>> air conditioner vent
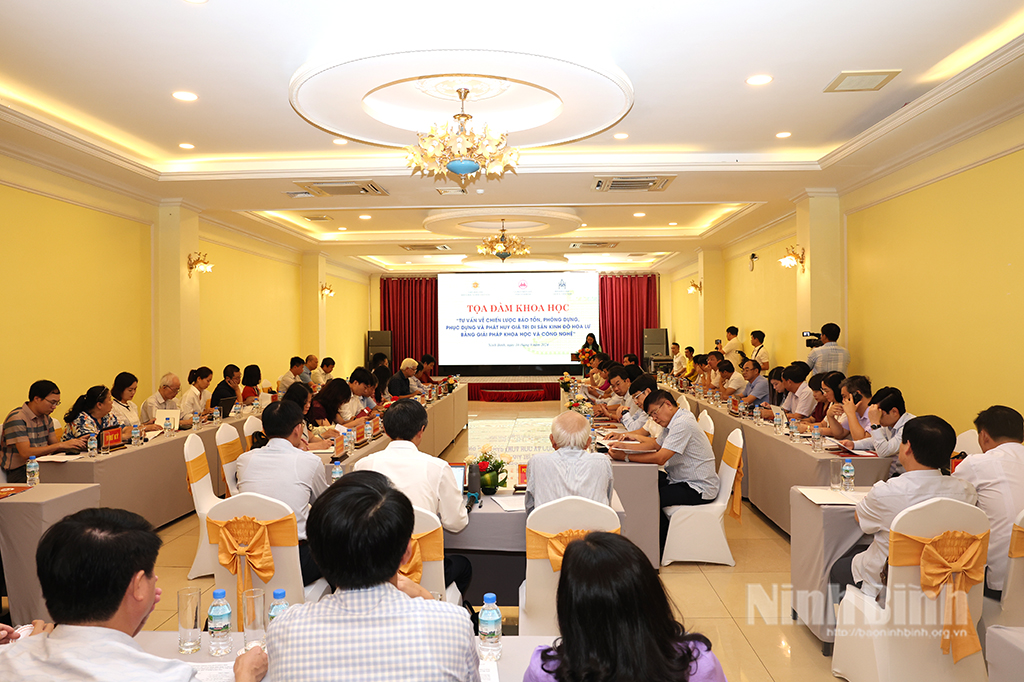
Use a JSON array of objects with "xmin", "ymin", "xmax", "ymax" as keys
[
  {"xmin": 823, "ymin": 70, "xmax": 901, "ymax": 93},
  {"xmin": 570, "ymin": 242, "xmax": 619, "ymax": 249},
  {"xmin": 294, "ymin": 180, "xmax": 389, "ymax": 197},
  {"xmin": 285, "ymin": 191, "xmax": 316, "ymax": 199},
  {"xmin": 401, "ymin": 244, "xmax": 453, "ymax": 252},
  {"xmin": 592, "ymin": 175, "xmax": 675, "ymax": 192},
  {"xmin": 303, "ymin": 215, "xmax": 332, "ymax": 222},
  {"xmin": 436, "ymin": 187, "xmax": 468, "ymax": 196}
]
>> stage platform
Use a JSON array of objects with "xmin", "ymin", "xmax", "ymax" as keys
[{"xmin": 461, "ymin": 376, "xmax": 562, "ymax": 402}]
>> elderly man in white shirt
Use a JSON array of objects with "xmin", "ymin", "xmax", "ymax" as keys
[
  {"xmin": 829, "ymin": 416, "xmax": 977, "ymax": 599},
  {"xmin": 354, "ymin": 399, "xmax": 472, "ymax": 594},
  {"xmin": 139, "ymin": 372, "xmax": 180, "ymax": 424},
  {"xmin": 841, "ymin": 386, "xmax": 914, "ymax": 476},
  {"xmin": 953, "ymin": 405, "xmax": 1024, "ymax": 599},
  {"xmin": 525, "ymin": 410, "xmax": 613, "ymax": 516},
  {"xmin": 236, "ymin": 401, "xmax": 330, "ymax": 585}
]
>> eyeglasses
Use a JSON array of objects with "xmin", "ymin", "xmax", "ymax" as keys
[{"xmin": 45, "ymin": 398, "xmax": 61, "ymax": 407}]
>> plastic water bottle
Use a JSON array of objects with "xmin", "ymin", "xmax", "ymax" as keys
[
  {"xmin": 208, "ymin": 589, "xmax": 232, "ymax": 656},
  {"xmin": 163, "ymin": 417, "xmax": 173, "ymax": 438},
  {"xmin": 268, "ymin": 589, "xmax": 289, "ymax": 622},
  {"xmin": 364, "ymin": 420, "xmax": 372, "ymax": 442},
  {"xmin": 252, "ymin": 395, "xmax": 260, "ymax": 415},
  {"xmin": 344, "ymin": 428, "xmax": 354, "ymax": 457},
  {"xmin": 131, "ymin": 424, "xmax": 141, "ymax": 447},
  {"xmin": 87, "ymin": 433, "xmax": 98, "ymax": 456},
  {"xmin": 589, "ymin": 427, "xmax": 597, "ymax": 453},
  {"xmin": 811, "ymin": 424, "xmax": 823, "ymax": 452},
  {"xmin": 842, "ymin": 459, "xmax": 855, "ymax": 491},
  {"xmin": 192, "ymin": 410, "xmax": 200, "ymax": 429},
  {"xmin": 26, "ymin": 456, "xmax": 39, "ymax": 486},
  {"xmin": 789, "ymin": 418, "xmax": 800, "ymax": 442},
  {"xmin": 773, "ymin": 412, "xmax": 783, "ymax": 435},
  {"xmin": 332, "ymin": 460, "xmax": 343, "ymax": 483},
  {"xmin": 478, "ymin": 592, "xmax": 502, "ymax": 661},
  {"xmin": 231, "ymin": 402, "xmax": 241, "ymax": 417}
]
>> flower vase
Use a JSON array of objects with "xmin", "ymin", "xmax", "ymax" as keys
[{"xmin": 480, "ymin": 470, "xmax": 499, "ymax": 495}]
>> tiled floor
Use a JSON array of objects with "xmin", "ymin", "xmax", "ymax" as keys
[{"xmin": 147, "ymin": 399, "xmax": 838, "ymax": 680}]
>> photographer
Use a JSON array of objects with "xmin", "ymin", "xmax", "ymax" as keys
[{"xmin": 805, "ymin": 323, "xmax": 850, "ymax": 375}]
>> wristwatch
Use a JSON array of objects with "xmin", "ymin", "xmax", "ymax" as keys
[
  {"xmin": 870, "ymin": 424, "xmax": 882, "ymax": 431},
  {"xmin": 624, "ymin": 453, "xmax": 630, "ymax": 463}
]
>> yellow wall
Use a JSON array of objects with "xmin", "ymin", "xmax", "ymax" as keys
[
  {"xmin": 722, "ymin": 218, "xmax": 799, "ymax": 368},
  {"xmin": 0, "ymin": 183, "xmax": 153, "ymax": 410},
  {"xmin": 669, "ymin": 272, "xmax": 701, "ymax": 350},
  {"xmin": 846, "ymin": 147, "xmax": 1024, "ymax": 432},
  {"xmin": 326, "ymin": 273, "xmax": 370, "ymax": 374}
]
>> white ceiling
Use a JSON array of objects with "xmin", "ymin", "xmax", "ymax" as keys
[{"xmin": 2, "ymin": 0, "xmax": 1024, "ymax": 274}]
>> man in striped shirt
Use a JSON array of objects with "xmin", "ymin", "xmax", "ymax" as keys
[{"xmin": 2, "ymin": 380, "xmax": 86, "ymax": 482}]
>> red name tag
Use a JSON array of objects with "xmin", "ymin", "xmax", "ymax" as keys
[
  {"xmin": 518, "ymin": 463, "xmax": 528, "ymax": 486},
  {"xmin": 102, "ymin": 428, "xmax": 122, "ymax": 449}
]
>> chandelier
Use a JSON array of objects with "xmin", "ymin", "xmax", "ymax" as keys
[
  {"xmin": 478, "ymin": 220, "xmax": 530, "ymax": 262},
  {"xmin": 404, "ymin": 87, "xmax": 519, "ymax": 180}
]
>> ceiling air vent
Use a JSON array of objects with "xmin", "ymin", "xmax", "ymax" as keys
[
  {"xmin": 436, "ymin": 187, "xmax": 468, "ymax": 196},
  {"xmin": 284, "ymin": 191, "xmax": 316, "ymax": 199},
  {"xmin": 294, "ymin": 180, "xmax": 389, "ymax": 197},
  {"xmin": 303, "ymin": 215, "xmax": 332, "ymax": 222},
  {"xmin": 570, "ymin": 242, "xmax": 619, "ymax": 249},
  {"xmin": 823, "ymin": 70, "xmax": 901, "ymax": 93},
  {"xmin": 401, "ymin": 244, "xmax": 453, "ymax": 252},
  {"xmin": 592, "ymin": 175, "xmax": 675, "ymax": 192}
]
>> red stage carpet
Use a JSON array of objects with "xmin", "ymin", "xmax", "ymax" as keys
[{"xmin": 468, "ymin": 382, "xmax": 561, "ymax": 402}]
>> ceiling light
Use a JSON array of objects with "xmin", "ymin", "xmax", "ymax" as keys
[
  {"xmin": 478, "ymin": 219, "xmax": 530, "ymax": 263},
  {"xmin": 746, "ymin": 75, "xmax": 773, "ymax": 86},
  {"xmin": 626, "ymin": 258, "xmax": 633, "ymax": 262},
  {"xmin": 404, "ymin": 87, "xmax": 519, "ymax": 180},
  {"xmin": 476, "ymin": 189, "xmax": 485, "ymax": 194},
  {"xmin": 613, "ymin": 133, "xmax": 629, "ymax": 140},
  {"xmin": 405, "ymin": 261, "xmax": 412, "ymax": 265},
  {"xmin": 178, "ymin": 143, "xmax": 195, "ymax": 149},
  {"xmin": 424, "ymin": 255, "xmax": 432, "ymax": 258},
  {"xmin": 333, "ymin": 138, "xmax": 348, "ymax": 145},
  {"xmin": 776, "ymin": 132, "xmax": 792, "ymax": 139},
  {"xmin": 581, "ymin": 223, "xmax": 587, "ymax": 227},
  {"xmin": 633, "ymin": 212, "xmax": 645, "ymax": 218},
  {"xmin": 337, "ymin": 227, "xmax": 347, "ymax": 231},
  {"xmin": 602, "ymin": 253, "xmax": 610, "ymax": 257},
  {"xmin": 359, "ymin": 215, "xmax": 371, "ymax": 220},
  {"xmin": 172, "ymin": 91, "xmax": 198, "ymax": 101},
  {"xmin": 668, "ymin": 222, "xmax": 678, "ymax": 226}
]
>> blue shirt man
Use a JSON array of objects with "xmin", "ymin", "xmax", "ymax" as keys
[{"xmin": 738, "ymin": 359, "xmax": 769, "ymax": 407}]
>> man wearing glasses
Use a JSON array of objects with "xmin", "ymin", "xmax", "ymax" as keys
[
  {"xmin": 139, "ymin": 373, "xmax": 181, "ymax": 425},
  {"xmin": 1, "ymin": 380, "xmax": 86, "ymax": 483}
]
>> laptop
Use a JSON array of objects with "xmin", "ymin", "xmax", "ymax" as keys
[
  {"xmin": 449, "ymin": 463, "xmax": 466, "ymax": 491},
  {"xmin": 769, "ymin": 404, "xmax": 787, "ymax": 421},
  {"xmin": 216, "ymin": 396, "xmax": 237, "ymax": 419},
  {"xmin": 99, "ymin": 425, "xmax": 127, "ymax": 451},
  {"xmin": 154, "ymin": 409, "xmax": 180, "ymax": 430}
]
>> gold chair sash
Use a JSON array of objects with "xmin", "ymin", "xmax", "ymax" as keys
[
  {"xmin": 398, "ymin": 526, "xmax": 445, "ymax": 584},
  {"xmin": 206, "ymin": 513, "xmax": 298, "ymax": 631},
  {"xmin": 889, "ymin": 529, "xmax": 990, "ymax": 663},
  {"xmin": 1009, "ymin": 524, "xmax": 1024, "ymax": 558},
  {"xmin": 217, "ymin": 439, "xmax": 245, "ymax": 496},
  {"xmin": 721, "ymin": 440, "xmax": 743, "ymax": 522},
  {"xmin": 525, "ymin": 526, "xmax": 620, "ymax": 572},
  {"xmin": 705, "ymin": 431, "xmax": 714, "ymax": 446},
  {"xmin": 185, "ymin": 455, "xmax": 209, "ymax": 495},
  {"xmin": 245, "ymin": 434, "xmax": 253, "ymax": 450}
]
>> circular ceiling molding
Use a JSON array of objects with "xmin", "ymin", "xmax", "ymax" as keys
[
  {"xmin": 423, "ymin": 207, "xmax": 581, "ymax": 238},
  {"xmin": 289, "ymin": 50, "xmax": 633, "ymax": 149},
  {"xmin": 460, "ymin": 254, "xmax": 569, "ymax": 270}
]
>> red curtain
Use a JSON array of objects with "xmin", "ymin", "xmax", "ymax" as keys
[
  {"xmin": 380, "ymin": 277, "xmax": 438, "ymax": 368},
  {"xmin": 598, "ymin": 274, "xmax": 660, "ymax": 359}
]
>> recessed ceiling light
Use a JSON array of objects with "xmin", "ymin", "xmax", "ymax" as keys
[
  {"xmin": 178, "ymin": 143, "xmax": 194, "ymax": 149},
  {"xmin": 359, "ymin": 215, "xmax": 371, "ymax": 220},
  {"xmin": 633, "ymin": 212, "xmax": 645, "ymax": 218},
  {"xmin": 424, "ymin": 255, "xmax": 432, "ymax": 258},
  {"xmin": 776, "ymin": 131, "xmax": 792, "ymax": 138},
  {"xmin": 332, "ymin": 138, "xmax": 348, "ymax": 145},
  {"xmin": 602, "ymin": 253, "xmax": 611, "ymax": 257},
  {"xmin": 405, "ymin": 261, "xmax": 411, "ymax": 265},
  {"xmin": 580, "ymin": 223, "xmax": 587, "ymax": 227},
  {"xmin": 172, "ymin": 91, "xmax": 198, "ymax": 101},
  {"xmin": 613, "ymin": 133, "xmax": 629, "ymax": 140},
  {"xmin": 337, "ymin": 227, "xmax": 347, "ymax": 231},
  {"xmin": 668, "ymin": 222, "xmax": 678, "ymax": 226},
  {"xmin": 746, "ymin": 75, "xmax": 773, "ymax": 85},
  {"xmin": 626, "ymin": 258, "xmax": 633, "ymax": 262},
  {"xmin": 476, "ymin": 189, "xmax": 485, "ymax": 194}
]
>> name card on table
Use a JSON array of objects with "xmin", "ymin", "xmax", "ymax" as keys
[{"xmin": 101, "ymin": 427, "xmax": 123, "ymax": 449}]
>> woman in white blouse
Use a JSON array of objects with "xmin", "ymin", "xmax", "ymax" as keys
[
  {"xmin": 111, "ymin": 372, "xmax": 162, "ymax": 432},
  {"xmin": 180, "ymin": 366, "xmax": 214, "ymax": 423}
]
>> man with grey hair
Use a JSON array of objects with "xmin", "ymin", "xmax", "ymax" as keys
[
  {"xmin": 139, "ymin": 372, "xmax": 180, "ymax": 424},
  {"xmin": 387, "ymin": 358, "xmax": 421, "ymax": 400},
  {"xmin": 524, "ymin": 411, "xmax": 614, "ymax": 515}
]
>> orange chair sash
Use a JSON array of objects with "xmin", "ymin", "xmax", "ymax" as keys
[
  {"xmin": 398, "ymin": 526, "xmax": 444, "ymax": 584},
  {"xmin": 185, "ymin": 455, "xmax": 210, "ymax": 495},
  {"xmin": 218, "ymin": 438, "xmax": 245, "ymax": 465},
  {"xmin": 1009, "ymin": 524, "xmax": 1024, "ymax": 558},
  {"xmin": 721, "ymin": 440, "xmax": 743, "ymax": 522},
  {"xmin": 704, "ymin": 431, "xmax": 714, "ymax": 446},
  {"xmin": 206, "ymin": 513, "xmax": 298, "ymax": 631},
  {"xmin": 245, "ymin": 434, "xmax": 253, "ymax": 450},
  {"xmin": 889, "ymin": 529, "xmax": 989, "ymax": 663},
  {"xmin": 526, "ymin": 526, "xmax": 620, "ymax": 572}
]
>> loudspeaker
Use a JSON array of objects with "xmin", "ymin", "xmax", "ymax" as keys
[
  {"xmin": 367, "ymin": 330, "xmax": 392, "ymax": 367},
  {"xmin": 643, "ymin": 328, "xmax": 668, "ymax": 357}
]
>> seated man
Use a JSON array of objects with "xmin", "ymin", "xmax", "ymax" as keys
[
  {"xmin": 841, "ymin": 386, "xmax": 915, "ymax": 476},
  {"xmin": 2, "ymin": 380, "xmax": 86, "ymax": 483},
  {"xmin": 210, "ymin": 364, "xmax": 242, "ymax": 407},
  {"xmin": 0, "ymin": 508, "xmax": 266, "ymax": 681},
  {"xmin": 525, "ymin": 410, "xmax": 614, "ymax": 516},
  {"xmin": 605, "ymin": 374, "xmax": 659, "ymax": 435},
  {"xmin": 820, "ymin": 375, "xmax": 872, "ymax": 440},
  {"xmin": 353, "ymin": 399, "xmax": 471, "ymax": 594},
  {"xmin": 717, "ymin": 360, "xmax": 747, "ymax": 397},
  {"xmin": 953, "ymin": 405, "xmax": 1024, "ymax": 600},
  {"xmin": 738, "ymin": 359, "xmax": 769, "ymax": 408},
  {"xmin": 621, "ymin": 353, "xmax": 644, "ymax": 380},
  {"xmin": 418, "ymin": 354, "xmax": 439, "ymax": 385},
  {"xmin": 778, "ymin": 364, "xmax": 815, "ymax": 420},
  {"xmin": 387, "ymin": 358, "xmax": 421, "ymax": 400},
  {"xmin": 705, "ymin": 351, "xmax": 724, "ymax": 390},
  {"xmin": 300, "ymin": 354, "xmax": 318, "ymax": 385},
  {"xmin": 608, "ymin": 390, "xmax": 719, "ymax": 549},
  {"xmin": 139, "ymin": 373, "xmax": 181, "ymax": 424},
  {"xmin": 408, "ymin": 363, "xmax": 426, "ymax": 395},
  {"xmin": 236, "ymin": 401, "xmax": 329, "ymax": 585},
  {"xmin": 266, "ymin": 471, "xmax": 479, "ymax": 682},
  {"xmin": 311, "ymin": 357, "xmax": 335, "ymax": 386},
  {"xmin": 829, "ymin": 416, "xmax": 977, "ymax": 598},
  {"xmin": 340, "ymin": 367, "xmax": 378, "ymax": 421},
  {"xmin": 593, "ymin": 366, "xmax": 632, "ymax": 419},
  {"xmin": 279, "ymin": 356, "xmax": 305, "ymax": 394}
]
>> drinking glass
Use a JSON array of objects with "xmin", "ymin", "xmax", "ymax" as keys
[
  {"xmin": 177, "ymin": 587, "xmax": 202, "ymax": 654},
  {"xmin": 829, "ymin": 458, "xmax": 843, "ymax": 491},
  {"xmin": 242, "ymin": 588, "xmax": 266, "ymax": 651}
]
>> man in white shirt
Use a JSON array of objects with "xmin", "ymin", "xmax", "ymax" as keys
[
  {"xmin": 718, "ymin": 360, "xmax": 747, "ymax": 397},
  {"xmin": 279, "ymin": 356, "xmax": 305, "ymax": 393},
  {"xmin": 593, "ymin": 366, "xmax": 632, "ymax": 420},
  {"xmin": 139, "ymin": 372, "xmax": 180, "ymax": 424},
  {"xmin": 718, "ymin": 326, "xmax": 743, "ymax": 368},
  {"xmin": 749, "ymin": 330, "xmax": 770, "ymax": 372},
  {"xmin": 706, "ymin": 351, "xmax": 724, "ymax": 390},
  {"xmin": 612, "ymin": 375, "xmax": 659, "ymax": 434},
  {"xmin": 236, "ymin": 401, "xmax": 330, "ymax": 585},
  {"xmin": 525, "ymin": 410, "xmax": 613, "ymax": 516},
  {"xmin": 0, "ymin": 507, "xmax": 266, "ymax": 681},
  {"xmin": 806, "ymin": 322, "xmax": 851, "ymax": 375},
  {"xmin": 830, "ymin": 416, "xmax": 977, "ymax": 598},
  {"xmin": 780, "ymin": 365, "xmax": 815, "ymax": 419},
  {"xmin": 339, "ymin": 367, "xmax": 378, "ymax": 422},
  {"xmin": 670, "ymin": 342, "xmax": 686, "ymax": 377},
  {"xmin": 354, "ymin": 399, "xmax": 471, "ymax": 593},
  {"xmin": 841, "ymin": 386, "xmax": 914, "ymax": 476},
  {"xmin": 608, "ymin": 390, "xmax": 719, "ymax": 549},
  {"xmin": 311, "ymin": 357, "xmax": 334, "ymax": 386},
  {"xmin": 953, "ymin": 405, "xmax": 1024, "ymax": 600},
  {"xmin": 830, "ymin": 375, "xmax": 873, "ymax": 441}
]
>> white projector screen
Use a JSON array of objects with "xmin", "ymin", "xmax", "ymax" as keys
[{"xmin": 437, "ymin": 272, "xmax": 600, "ymax": 367}]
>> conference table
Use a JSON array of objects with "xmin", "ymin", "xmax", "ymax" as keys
[{"xmin": 0, "ymin": 483, "xmax": 101, "ymax": 624}]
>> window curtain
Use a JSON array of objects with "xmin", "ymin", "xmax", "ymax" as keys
[
  {"xmin": 380, "ymin": 276, "xmax": 438, "ymax": 369},
  {"xmin": 598, "ymin": 274, "xmax": 659, "ymax": 359}
]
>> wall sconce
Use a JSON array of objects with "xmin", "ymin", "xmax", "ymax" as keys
[
  {"xmin": 687, "ymin": 279, "xmax": 703, "ymax": 295},
  {"xmin": 779, "ymin": 245, "xmax": 805, "ymax": 272},
  {"xmin": 320, "ymin": 282, "xmax": 335, "ymax": 298},
  {"xmin": 187, "ymin": 252, "xmax": 213, "ymax": 278},
  {"xmin": 749, "ymin": 252, "xmax": 759, "ymax": 271}
]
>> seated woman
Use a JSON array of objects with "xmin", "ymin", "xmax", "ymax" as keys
[
  {"xmin": 758, "ymin": 366, "xmax": 789, "ymax": 420},
  {"xmin": 180, "ymin": 366, "xmax": 214, "ymax": 424},
  {"xmin": 586, "ymin": 360, "xmax": 615, "ymax": 401},
  {"xmin": 408, "ymin": 362, "xmax": 426, "ymax": 396},
  {"xmin": 110, "ymin": 372, "xmax": 161, "ymax": 432},
  {"xmin": 525, "ymin": 532, "xmax": 725, "ymax": 682},
  {"xmin": 280, "ymin": 382, "xmax": 339, "ymax": 450},
  {"xmin": 309, "ymin": 379, "xmax": 366, "ymax": 432},
  {"xmin": 801, "ymin": 371, "xmax": 845, "ymax": 431},
  {"xmin": 240, "ymin": 364, "xmax": 262, "ymax": 404},
  {"xmin": 372, "ymin": 363, "xmax": 392, "ymax": 404},
  {"xmin": 62, "ymin": 385, "xmax": 130, "ymax": 444}
]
